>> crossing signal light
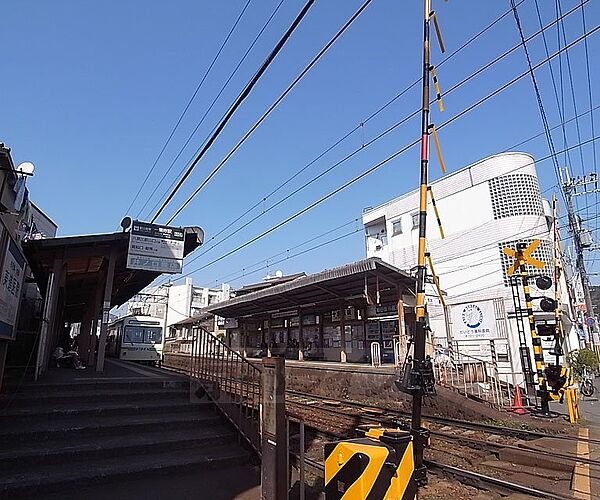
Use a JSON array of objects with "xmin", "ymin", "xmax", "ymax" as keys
[
  {"xmin": 535, "ymin": 275, "xmax": 553, "ymax": 290},
  {"xmin": 540, "ymin": 298, "xmax": 557, "ymax": 312},
  {"xmin": 536, "ymin": 324, "xmax": 557, "ymax": 336}
]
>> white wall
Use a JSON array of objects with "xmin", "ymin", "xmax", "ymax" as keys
[{"xmin": 363, "ymin": 152, "xmax": 576, "ymax": 383}]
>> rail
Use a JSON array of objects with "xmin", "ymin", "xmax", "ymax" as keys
[{"xmin": 188, "ymin": 326, "xmax": 263, "ymax": 453}]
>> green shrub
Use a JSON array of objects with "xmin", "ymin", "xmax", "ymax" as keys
[{"xmin": 567, "ymin": 348, "xmax": 599, "ymax": 380}]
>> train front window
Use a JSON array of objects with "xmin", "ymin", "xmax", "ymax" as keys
[
  {"xmin": 144, "ymin": 327, "xmax": 162, "ymax": 344},
  {"xmin": 124, "ymin": 326, "xmax": 144, "ymax": 343}
]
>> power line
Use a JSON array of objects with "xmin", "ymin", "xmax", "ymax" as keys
[
  {"xmin": 532, "ymin": 0, "xmax": 575, "ymax": 178},
  {"xmin": 160, "ymin": 217, "xmax": 361, "ymax": 287},
  {"xmin": 154, "ymin": 14, "xmax": 599, "ymax": 291},
  {"xmin": 179, "ymin": 130, "xmax": 600, "ymax": 282},
  {"xmin": 150, "ymin": 0, "xmax": 317, "ymax": 223},
  {"xmin": 164, "ymin": 0, "xmax": 565, "ymax": 226},
  {"xmin": 123, "ymin": 0, "xmax": 254, "ymax": 217},
  {"xmin": 510, "ymin": 0, "xmax": 562, "ymax": 185},
  {"xmin": 194, "ymin": 0, "xmax": 525, "ymax": 243},
  {"xmin": 136, "ymin": 0, "xmax": 287, "ymax": 219},
  {"xmin": 182, "ymin": 4, "xmax": 585, "ymax": 265},
  {"xmin": 213, "ymin": 226, "xmax": 363, "ymax": 286},
  {"xmin": 163, "ymin": 0, "xmax": 376, "ymax": 224},
  {"xmin": 175, "ymin": 31, "xmax": 600, "ymax": 282}
]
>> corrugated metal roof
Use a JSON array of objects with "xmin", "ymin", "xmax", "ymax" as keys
[{"xmin": 204, "ymin": 257, "xmax": 413, "ymax": 318}]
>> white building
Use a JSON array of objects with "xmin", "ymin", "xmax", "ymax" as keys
[
  {"xmin": 362, "ymin": 152, "xmax": 581, "ymax": 387},
  {"xmin": 122, "ymin": 279, "xmax": 231, "ymax": 328}
]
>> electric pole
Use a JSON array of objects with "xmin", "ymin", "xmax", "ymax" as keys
[{"xmin": 561, "ymin": 168, "xmax": 599, "ymax": 344}]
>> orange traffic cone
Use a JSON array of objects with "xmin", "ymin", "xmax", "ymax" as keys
[{"xmin": 512, "ymin": 386, "xmax": 527, "ymax": 415}]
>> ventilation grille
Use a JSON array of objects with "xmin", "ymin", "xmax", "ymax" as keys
[
  {"xmin": 498, "ymin": 239, "xmax": 553, "ymax": 286},
  {"xmin": 489, "ymin": 174, "xmax": 544, "ymax": 219}
]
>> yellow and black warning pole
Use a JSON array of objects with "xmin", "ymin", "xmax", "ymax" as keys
[
  {"xmin": 410, "ymin": 0, "xmax": 434, "ymax": 484},
  {"xmin": 515, "ymin": 243, "xmax": 553, "ymax": 416}
]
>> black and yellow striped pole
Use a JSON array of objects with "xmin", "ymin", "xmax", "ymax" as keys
[
  {"xmin": 504, "ymin": 241, "xmax": 553, "ymax": 417},
  {"xmin": 410, "ymin": 0, "xmax": 434, "ymax": 484}
]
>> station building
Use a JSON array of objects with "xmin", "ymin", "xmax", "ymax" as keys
[
  {"xmin": 362, "ymin": 152, "xmax": 582, "ymax": 387},
  {"xmin": 200, "ymin": 258, "xmax": 416, "ymax": 364}
]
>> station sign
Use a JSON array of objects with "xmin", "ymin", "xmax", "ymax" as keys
[{"xmin": 127, "ymin": 221, "xmax": 185, "ymax": 274}]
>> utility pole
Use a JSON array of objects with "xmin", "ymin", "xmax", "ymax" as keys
[{"xmin": 561, "ymin": 168, "xmax": 599, "ymax": 344}]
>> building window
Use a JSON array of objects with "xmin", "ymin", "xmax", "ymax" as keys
[
  {"xmin": 489, "ymin": 174, "xmax": 544, "ymax": 219},
  {"xmin": 411, "ymin": 213, "xmax": 419, "ymax": 229},
  {"xmin": 392, "ymin": 219, "xmax": 402, "ymax": 235}
]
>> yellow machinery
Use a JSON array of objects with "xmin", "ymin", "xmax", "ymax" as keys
[{"xmin": 324, "ymin": 426, "xmax": 417, "ymax": 500}]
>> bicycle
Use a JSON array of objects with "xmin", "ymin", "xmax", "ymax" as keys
[{"xmin": 580, "ymin": 368, "xmax": 596, "ymax": 398}]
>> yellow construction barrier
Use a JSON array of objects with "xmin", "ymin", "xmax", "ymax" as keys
[{"xmin": 324, "ymin": 427, "xmax": 416, "ymax": 500}]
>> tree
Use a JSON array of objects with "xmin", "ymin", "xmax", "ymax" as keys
[{"xmin": 567, "ymin": 348, "xmax": 599, "ymax": 380}]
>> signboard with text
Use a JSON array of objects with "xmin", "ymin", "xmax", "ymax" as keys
[
  {"xmin": 0, "ymin": 240, "xmax": 25, "ymax": 340},
  {"xmin": 450, "ymin": 300, "xmax": 497, "ymax": 341},
  {"xmin": 127, "ymin": 221, "xmax": 185, "ymax": 274}
]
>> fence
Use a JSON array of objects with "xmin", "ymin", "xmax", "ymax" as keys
[
  {"xmin": 188, "ymin": 326, "xmax": 263, "ymax": 453},
  {"xmin": 432, "ymin": 343, "xmax": 514, "ymax": 408}
]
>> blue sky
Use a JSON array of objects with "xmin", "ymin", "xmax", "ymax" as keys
[{"xmin": 1, "ymin": 0, "xmax": 599, "ymax": 287}]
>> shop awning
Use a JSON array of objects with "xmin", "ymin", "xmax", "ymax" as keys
[{"xmin": 205, "ymin": 257, "xmax": 415, "ymax": 319}]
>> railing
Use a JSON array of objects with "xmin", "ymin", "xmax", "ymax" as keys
[
  {"xmin": 188, "ymin": 326, "xmax": 263, "ymax": 453},
  {"xmin": 431, "ymin": 344, "xmax": 513, "ymax": 408}
]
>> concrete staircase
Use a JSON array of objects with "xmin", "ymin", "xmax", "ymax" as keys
[{"xmin": 0, "ymin": 373, "xmax": 254, "ymax": 499}]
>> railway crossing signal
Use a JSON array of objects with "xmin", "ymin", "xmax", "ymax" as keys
[
  {"xmin": 502, "ymin": 240, "xmax": 544, "ymax": 276},
  {"xmin": 503, "ymin": 241, "xmax": 558, "ymax": 418}
]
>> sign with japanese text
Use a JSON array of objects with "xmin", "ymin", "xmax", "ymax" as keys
[
  {"xmin": 450, "ymin": 300, "xmax": 497, "ymax": 341},
  {"xmin": 0, "ymin": 239, "xmax": 25, "ymax": 340},
  {"xmin": 127, "ymin": 221, "xmax": 185, "ymax": 274}
]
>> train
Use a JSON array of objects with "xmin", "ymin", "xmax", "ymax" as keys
[{"xmin": 107, "ymin": 315, "xmax": 165, "ymax": 364}]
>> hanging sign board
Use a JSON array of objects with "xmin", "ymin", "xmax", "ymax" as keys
[
  {"xmin": 450, "ymin": 300, "xmax": 497, "ymax": 341},
  {"xmin": 0, "ymin": 239, "xmax": 26, "ymax": 340},
  {"xmin": 127, "ymin": 221, "xmax": 185, "ymax": 274}
]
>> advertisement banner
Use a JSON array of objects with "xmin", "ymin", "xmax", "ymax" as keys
[
  {"xmin": 127, "ymin": 221, "xmax": 185, "ymax": 274},
  {"xmin": 0, "ymin": 239, "xmax": 25, "ymax": 340},
  {"xmin": 450, "ymin": 300, "xmax": 497, "ymax": 341}
]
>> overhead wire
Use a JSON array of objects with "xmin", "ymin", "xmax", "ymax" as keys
[
  {"xmin": 184, "ymin": 1, "xmax": 528, "ymax": 257},
  {"xmin": 182, "ymin": 3, "xmax": 585, "ymax": 266},
  {"xmin": 509, "ymin": 0, "xmax": 562, "ymax": 190},
  {"xmin": 580, "ymin": 0, "xmax": 599, "ymax": 266},
  {"xmin": 532, "ymin": 0, "xmax": 575, "ymax": 180},
  {"xmin": 172, "ymin": 26, "xmax": 600, "ymax": 283},
  {"xmin": 136, "ymin": 0, "xmax": 287, "ymax": 219},
  {"xmin": 124, "ymin": 0, "xmax": 254, "ymax": 217},
  {"xmin": 162, "ymin": 0, "xmax": 376, "ymax": 224},
  {"xmin": 150, "ymin": 0, "xmax": 318, "ymax": 223}
]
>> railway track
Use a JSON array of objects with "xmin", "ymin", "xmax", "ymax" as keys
[
  {"xmin": 286, "ymin": 390, "xmax": 600, "ymax": 468},
  {"xmin": 162, "ymin": 366, "xmax": 591, "ymax": 497},
  {"xmin": 289, "ymin": 426, "xmax": 576, "ymax": 500}
]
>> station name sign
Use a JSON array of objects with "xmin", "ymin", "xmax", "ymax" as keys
[{"xmin": 127, "ymin": 221, "xmax": 185, "ymax": 274}]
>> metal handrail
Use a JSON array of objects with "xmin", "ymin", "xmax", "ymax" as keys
[
  {"xmin": 429, "ymin": 341, "xmax": 512, "ymax": 407},
  {"xmin": 188, "ymin": 326, "xmax": 263, "ymax": 454}
]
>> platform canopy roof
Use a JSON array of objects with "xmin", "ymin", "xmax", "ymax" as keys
[
  {"xmin": 23, "ymin": 228, "xmax": 203, "ymax": 323},
  {"xmin": 205, "ymin": 257, "xmax": 415, "ymax": 319}
]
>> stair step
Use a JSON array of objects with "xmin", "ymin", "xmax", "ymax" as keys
[
  {"xmin": 0, "ymin": 400, "xmax": 205, "ymax": 423},
  {"xmin": 1, "ymin": 387, "xmax": 190, "ymax": 407},
  {"xmin": 14, "ymin": 378, "xmax": 189, "ymax": 393},
  {"xmin": 1, "ymin": 444, "xmax": 250, "ymax": 498},
  {"xmin": 0, "ymin": 425, "xmax": 236, "ymax": 469},
  {"xmin": 0, "ymin": 410, "xmax": 220, "ymax": 443}
]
